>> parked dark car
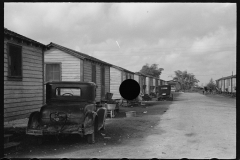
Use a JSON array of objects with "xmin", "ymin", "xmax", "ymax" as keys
[
  {"xmin": 142, "ymin": 94, "xmax": 152, "ymax": 101},
  {"xmin": 157, "ymin": 85, "xmax": 173, "ymax": 101},
  {"xmin": 26, "ymin": 81, "xmax": 107, "ymax": 144}
]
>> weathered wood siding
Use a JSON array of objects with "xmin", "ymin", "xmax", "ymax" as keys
[
  {"xmin": 134, "ymin": 74, "xmax": 139, "ymax": 83},
  {"xmin": 105, "ymin": 66, "xmax": 110, "ymax": 94},
  {"xmin": 122, "ymin": 71, "xmax": 126, "ymax": 81},
  {"xmin": 232, "ymin": 78, "xmax": 236, "ymax": 92},
  {"xmin": 44, "ymin": 48, "xmax": 83, "ymax": 103},
  {"xmin": 83, "ymin": 60, "xmax": 92, "ymax": 82},
  {"xmin": 138, "ymin": 75, "xmax": 142, "ymax": 93},
  {"xmin": 96, "ymin": 64, "xmax": 101, "ymax": 102},
  {"xmin": 153, "ymin": 78, "xmax": 156, "ymax": 92},
  {"xmin": 45, "ymin": 48, "xmax": 82, "ymax": 81},
  {"xmin": 146, "ymin": 77, "xmax": 149, "ymax": 94},
  {"xmin": 129, "ymin": 73, "xmax": 134, "ymax": 79},
  {"xmin": 110, "ymin": 67, "xmax": 122, "ymax": 99},
  {"xmin": 4, "ymin": 40, "xmax": 43, "ymax": 122}
]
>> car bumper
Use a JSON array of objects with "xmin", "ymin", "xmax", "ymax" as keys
[{"xmin": 26, "ymin": 125, "xmax": 86, "ymax": 136}]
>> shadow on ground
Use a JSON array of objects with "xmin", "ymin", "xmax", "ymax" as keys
[{"xmin": 4, "ymin": 92, "xmax": 182, "ymax": 158}]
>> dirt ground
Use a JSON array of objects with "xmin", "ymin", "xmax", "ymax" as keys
[{"xmin": 4, "ymin": 92, "xmax": 236, "ymax": 159}]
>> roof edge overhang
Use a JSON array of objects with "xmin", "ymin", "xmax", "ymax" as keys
[
  {"xmin": 4, "ymin": 28, "xmax": 47, "ymax": 49},
  {"xmin": 47, "ymin": 42, "xmax": 112, "ymax": 66},
  {"xmin": 216, "ymin": 75, "xmax": 236, "ymax": 81}
]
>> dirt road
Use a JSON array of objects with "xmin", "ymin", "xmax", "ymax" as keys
[{"xmin": 4, "ymin": 92, "xmax": 236, "ymax": 159}]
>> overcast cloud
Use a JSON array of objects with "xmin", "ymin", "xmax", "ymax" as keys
[{"xmin": 4, "ymin": 3, "xmax": 236, "ymax": 85}]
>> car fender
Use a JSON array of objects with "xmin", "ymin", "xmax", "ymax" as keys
[
  {"xmin": 27, "ymin": 111, "xmax": 40, "ymax": 129},
  {"xmin": 83, "ymin": 111, "xmax": 97, "ymax": 135}
]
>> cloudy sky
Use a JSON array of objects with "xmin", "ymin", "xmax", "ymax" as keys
[{"xmin": 4, "ymin": 3, "xmax": 236, "ymax": 85}]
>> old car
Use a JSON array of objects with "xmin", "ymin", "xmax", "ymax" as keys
[
  {"xmin": 157, "ymin": 85, "xmax": 173, "ymax": 101},
  {"xmin": 26, "ymin": 81, "xmax": 107, "ymax": 144}
]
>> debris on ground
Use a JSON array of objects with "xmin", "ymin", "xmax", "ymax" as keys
[
  {"xmin": 143, "ymin": 111, "xmax": 147, "ymax": 113},
  {"xmin": 104, "ymin": 137, "xmax": 111, "ymax": 139},
  {"xmin": 101, "ymin": 133, "xmax": 106, "ymax": 136}
]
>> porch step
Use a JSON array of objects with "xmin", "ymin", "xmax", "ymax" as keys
[{"xmin": 4, "ymin": 142, "xmax": 20, "ymax": 149}]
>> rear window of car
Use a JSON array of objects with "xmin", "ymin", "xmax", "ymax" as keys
[
  {"xmin": 161, "ymin": 87, "xmax": 168, "ymax": 89},
  {"xmin": 55, "ymin": 88, "xmax": 81, "ymax": 97}
]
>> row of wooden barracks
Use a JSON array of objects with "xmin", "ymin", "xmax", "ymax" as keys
[
  {"xmin": 215, "ymin": 75, "xmax": 236, "ymax": 93},
  {"xmin": 4, "ymin": 28, "xmax": 168, "ymax": 122}
]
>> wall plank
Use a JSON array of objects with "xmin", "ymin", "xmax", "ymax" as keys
[
  {"xmin": 45, "ymin": 48, "xmax": 81, "ymax": 82},
  {"xmin": 4, "ymin": 100, "xmax": 42, "ymax": 109},
  {"xmin": 84, "ymin": 60, "xmax": 92, "ymax": 82},
  {"xmin": 105, "ymin": 66, "xmax": 110, "ymax": 93},
  {"xmin": 4, "ymin": 85, "xmax": 43, "ymax": 90},
  {"xmin": 4, "ymin": 113, "xmax": 31, "ymax": 122},
  {"xmin": 4, "ymin": 89, "xmax": 42, "ymax": 95},
  {"xmin": 4, "ymin": 92, "xmax": 42, "ymax": 99},
  {"xmin": 5, "ymin": 104, "xmax": 42, "ymax": 113},
  {"xmin": 4, "ymin": 97, "xmax": 43, "ymax": 104},
  {"xmin": 110, "ymin": 67, "xmax": 122, "ymax": 99},
  {"xmin": 4, "ymin": 107, "xmax": 41, "ymax": 118},
  {"xmin": 96, "ymin": 64, "xmax": 101, "ymax": 102}
]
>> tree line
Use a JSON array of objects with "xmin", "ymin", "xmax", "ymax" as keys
[{"xmin": 139, "ymin": 63, "xmax": 217, "ymax": 92}]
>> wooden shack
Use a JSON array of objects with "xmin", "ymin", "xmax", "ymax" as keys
[
  {"xmin": 216, "ymin": 75, "xmax": 236, "ymax": 93},
  {"xmin": 4, "ymin": 28, "xmax": 46, "ymax": 122},
  {"xmin": 44, "ymin": 42, "xmax": 111, "ymax": 102},
  {"xmin": 136, "ymin": 72, "xmax": 147, "ymax": 94},
  {"xmin": 109, "ymin": 65, "xmax": 122, "ymax": 99},
  {"xmin": 110, "ymin": 65, "xmax": 134, "ymax": 99}
]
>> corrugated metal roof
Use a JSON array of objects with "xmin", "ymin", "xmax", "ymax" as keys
[
  {"xmin": 4, "ymin": 28, "xmax": 46, "ymax": 48},
  {"xmin": 47, "ymin": 42, "xmax": 112, "ymax": 66},
  {"xmin": 216, "ymin": 75, "xmax": 236, "ymax": 81}
]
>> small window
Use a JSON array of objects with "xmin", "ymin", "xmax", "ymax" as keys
[
  {"xmin": 161, "ymin": 87, "xmax": 168, "ymax": 89},
  {"xmin": 45, "ymin": 63, "xmax": 61, "ymax": 82},
  {"xmin": 7, "ymin": 43, "xmax": 22, "ymax": 80},
  {"xmin": 56, "ymin": 88, "xmax": 81, "ymax": 96}
]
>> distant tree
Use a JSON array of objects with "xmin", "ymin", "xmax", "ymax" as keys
[
  {"xmin": 173, "ymin": 70, "xmax": 199, "ymax": 91},
  {"xmin": 206, "ymin": 78, "xmax": 216, "ymax": 90},
  {"xmin": 139, "ymin": 63, "xmax": 164, "ymax": 78}
]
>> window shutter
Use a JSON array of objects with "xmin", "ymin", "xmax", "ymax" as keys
[{"xmin": 8, "ymin": 44, "xmax": 22, "ymax": 78}]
